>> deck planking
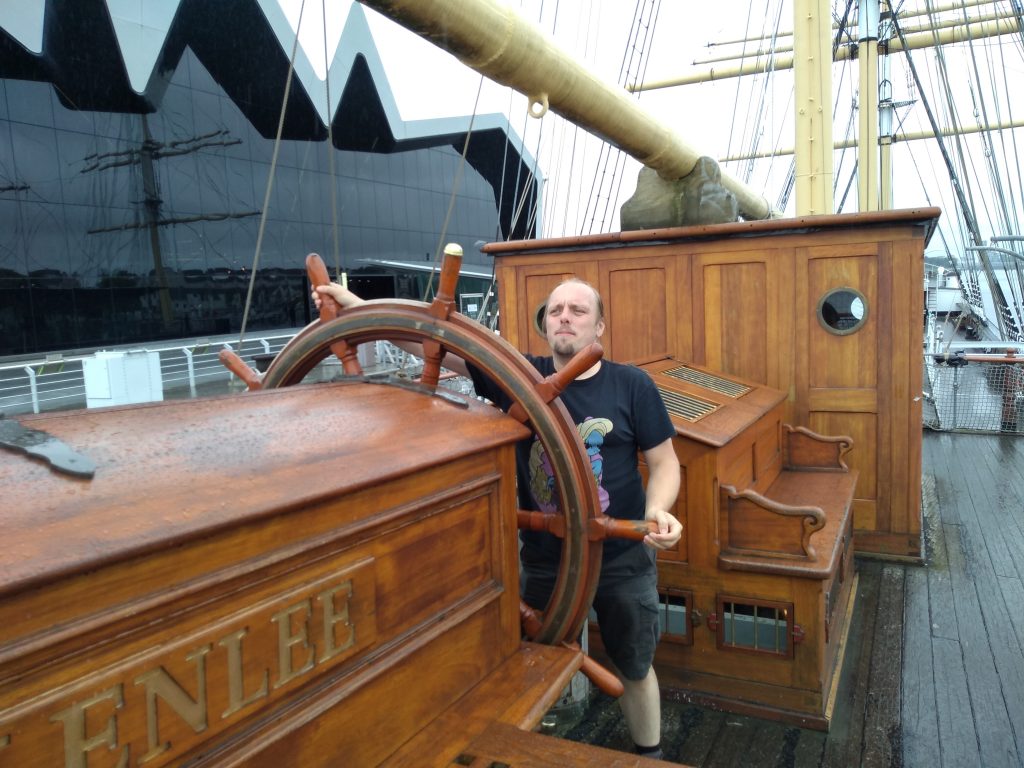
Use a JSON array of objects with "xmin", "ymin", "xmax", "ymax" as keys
[{"xmin": 553, "ymin": 430, "xmax": 1024, "ymax": 766}]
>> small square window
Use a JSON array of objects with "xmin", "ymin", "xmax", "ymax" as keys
[
  {"xmin": 658, "ymin": 588, "xmax": 693, "ymax": 645},
  {"xmin": 716, "ymin": 596, "xmax": 793, "ymax": 657}
]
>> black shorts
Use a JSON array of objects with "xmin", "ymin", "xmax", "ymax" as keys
[{"xmin": 521, "ymin": 543, "xmax": 660, "ymax": 681}]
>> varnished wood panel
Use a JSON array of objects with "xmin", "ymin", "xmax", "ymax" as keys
[
  {"xmin": 0, "ymin": 384, "xmax": 533, "ymax": 767},
  {"xmin": 809, "ymin": 412, "xmax": 878, "ymax": 533},
  {"xmin": 699, "ymin": 259, "xmax": 769, "ymax": 384},
  {"xmin": 600, "ymin": 258, "xmax": 676, "ymax": 363},
  {"xmin": 807, "ymin": 251, "xmax": 878, "ymax": 390}
]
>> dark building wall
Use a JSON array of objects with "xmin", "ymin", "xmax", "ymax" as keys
[{"xmin": 0, "ymin": 44, "xmax": 509, "ymax": 356}]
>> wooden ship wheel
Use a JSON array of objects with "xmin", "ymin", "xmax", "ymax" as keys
[{"xmin": 220, "ymin": 244, "xmax": 655, "ymax": 655}]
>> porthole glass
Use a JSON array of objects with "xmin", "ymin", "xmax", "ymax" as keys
[
  {"xmin": 533, "ymin": 301, "xmax": 547, "ymax": 337},
  {"xmin": 817, "ymin": 287, "xmax": 868, "ymax": 335}
]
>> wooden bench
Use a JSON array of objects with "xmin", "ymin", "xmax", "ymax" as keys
[{"xmin": 719, "ymin": 425, "xmax": 858, "ymax": 578}]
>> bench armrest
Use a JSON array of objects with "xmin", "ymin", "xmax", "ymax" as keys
[
  {"xmin": 719, "ymin": 483, "xmax": 826, "ymax": 560},
  {"xmin": 783, "ymin": 425, "xmax": 853, "ymax": 471}
]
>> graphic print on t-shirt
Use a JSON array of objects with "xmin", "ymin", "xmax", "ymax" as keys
[{"xmin": 528, "ymin": 416, "xmax": 612, "ymax": 512}]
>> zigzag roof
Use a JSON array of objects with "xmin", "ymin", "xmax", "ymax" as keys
[{"xmin": 0, "ymin": 0, "xmax": 540, "ymax": 240}]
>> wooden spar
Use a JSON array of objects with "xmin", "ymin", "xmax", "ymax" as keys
[
  {"xmin": 719, "ymin": 117, "xmax": 1024, "ymax": 162},
  {"xmin": 356, "ymin": 0, "xmax": 774, "ymax": 221},
  {"xmin": 688, "ymin": 0, "xmax": 998, "ymax": 52},
  {"xmin": 692, "ymin": 7, "xmax": 1014, "ymax": 64},
  {"xmin": 633, "ymin": 16, "xmax": 1023, "ymax": 89}
]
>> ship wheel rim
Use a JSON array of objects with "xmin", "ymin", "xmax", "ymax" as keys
[{"xmin": 261, "ymin": 302, "xmax": 603, "ymax": 646}]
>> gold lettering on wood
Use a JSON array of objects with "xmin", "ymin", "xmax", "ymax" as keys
[
  {"xmin": 3, "ymin": 558, "xmax": 376, "ymax": 766},
  {"xmin": 49, "ymin": 685, "xmax": 129, "ymax": 768},
  {"xmin": 318, "ymin": 580, "xmax": 355, "ymax": 664},
  {"xmin": 271, "ymin": 599, "xmax": 316, "ymax": 688},
  {"xmin": 218, "ymin": 627, "xmax": 270, "ymax": 719},
  {"xmin": 134, "ymin": 644, "xmax": 211, "ymax": 764}
]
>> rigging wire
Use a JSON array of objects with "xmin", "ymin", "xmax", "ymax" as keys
[
  {"xmin": 891, "ymin": 9, "xmax": 983, "ymax": 241},
  {"xmin": 992, "ymin": 27, "xmax": 1024, "ymax": 240},
  {"xmin": 596, "ymin": 0, "xmax": 662, "ymax": 232},
  {"xmin": 958, "ymin": 4, "xmax": 1011, "ymax": 239},
  {"xmin": 321, "ymin": 0, "xmax": 342, "ymax": 283},
  {"xmin": 724, "ymin": 2, "xmax": 762, "ymax": 173},
  {"xmin": 237, "ymin": 0, "xmax": 307, "ymax": 349},
  {"xmin": 422, "ymin": 76, "xmax": 486, "ymax": 301},
  {"xmin": 580, "ymin": 0, "xmax": 659, "ymax": 234},
  {"xmin": 745, "ymin": 2, "xmax": 786, "ymax": 186}
]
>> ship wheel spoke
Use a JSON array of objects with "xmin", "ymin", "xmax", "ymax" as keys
[
  {"xmin": 506, "ymin": 343, "xmax": 602, "ymax": 424},
  {"xmin": 251, "ymin": 244, "xmax": 604, "ymax": 647},
  {"xmin": 304, "ymin": 253, "xmax": 362, "ymax": 376},
  {"xmin": 218, "ymin": 349, "xmax": 263, "ymax": 391}
]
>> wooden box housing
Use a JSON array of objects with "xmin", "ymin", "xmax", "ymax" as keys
[
  {"xmin": 633, "ymin": 359, "xmax": 858, "ymax": 728},
  {"xmin": 0, "ymin": 383, "xmax": 646, "ymax": 766}
]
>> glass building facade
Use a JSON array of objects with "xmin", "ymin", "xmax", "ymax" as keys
[{"xmin": 0, "ymin": 3, "xmax": 538, "ymax": 357}]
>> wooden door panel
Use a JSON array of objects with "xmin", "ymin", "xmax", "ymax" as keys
[
  {"xmin": 601, "ymin": 260, "xmax": 676, "ymax": 362},
  {"xmin": 808, "ymin": 256, "xmax": 878, "ymax": 389},
  {"xmin": 808, "ymin": 388, "xmax": 877, "ymax": 412},
  {"xmin": 808, "ymin": 411, "xmax": 877, "ymax": 502},
  {"xmin": 800, "ymin": 242, "xmax": 883, "ymax": 538},
  {"xmin": 699, "ymin": 261, "xmax": 768, "ymax": 384}
]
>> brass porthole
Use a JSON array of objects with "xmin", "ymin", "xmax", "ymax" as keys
[{"xmin": 816, "ymin": 287, "xmax": 868, "ymax": 335}]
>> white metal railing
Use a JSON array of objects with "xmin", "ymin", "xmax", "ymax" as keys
[
  {"xmin": 0, "ymin": 333, "xmax": 295, "ymax": 415},
  {"xmin": 0, "ymin": 334, "xmax": 445, "ymax": 416}
]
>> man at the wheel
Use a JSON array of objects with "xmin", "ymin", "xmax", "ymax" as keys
[{"xmin": 313, "ymin": 277, "xmax": 681, "ymax": 761}]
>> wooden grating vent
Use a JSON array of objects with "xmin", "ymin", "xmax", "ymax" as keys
[
  {"xmin": 661, "ymin": 365, "xmax": 751, "ymax": 397},
  {"xmin": 656, "ymin": 386, "xmax": 718, "ymax": 422}
]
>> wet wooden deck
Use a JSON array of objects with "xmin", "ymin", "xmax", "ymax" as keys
[{"xmin": 555, "ymin": 430, "xmax": 1024, "ymax": 766}]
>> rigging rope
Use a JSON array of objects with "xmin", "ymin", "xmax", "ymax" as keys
[
  {"xmin": 237, "ymin": 0, "xmax": 307, "ymax": 350},
  {"xmin": 422, "ymin": 77, "xmax": 485, "ymax": 301},
  {"xmin": 321, "ymin": 0, "xmax": 342, "ymax": 283},
  {"xmin": 581, "ymin": 0, "xmax": 660, "ymax": 234}
]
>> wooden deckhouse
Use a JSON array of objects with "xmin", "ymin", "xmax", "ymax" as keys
[{"xmin": 484, "ymin": 208, "xmax": 939, "ymax": 724}]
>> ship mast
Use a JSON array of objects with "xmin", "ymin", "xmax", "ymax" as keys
[{"xmin": 794, "ymin": 0, "xmax": 835, "ymax": 215}]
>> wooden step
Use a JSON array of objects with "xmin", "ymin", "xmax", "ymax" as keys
[
  {"xmin": 382, "ymin": 642, "xmax": 585, "ymax": 767},
  {"xmin": 458, "ymin": 721, "xmax": 678, "ymax": 767}
]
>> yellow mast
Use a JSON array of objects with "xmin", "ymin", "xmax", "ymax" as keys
[
  {"xmin": 793, "ymin": 0, "xmax": 833, "ymax": 215},
  {"xmin": 859, "ymin": 1, "xmax": 880, "ymax": 211}
]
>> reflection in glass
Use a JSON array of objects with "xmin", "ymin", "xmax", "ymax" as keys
[
  {"xmin": 0, "ymin": 47, "xmax": 505, "ymax": 356},
  {"xmin": 817, "ymin": 288, "xmax": 868, "ymax": 335}
]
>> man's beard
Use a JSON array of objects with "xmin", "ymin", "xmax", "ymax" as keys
[{"xmin": 551, "ymin": 336, "xmax": 578, "ymax": 356}]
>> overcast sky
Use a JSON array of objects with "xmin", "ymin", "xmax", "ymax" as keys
[{"xmin": 276, "ymin": 1, "xmax": 1024, "ymax": 246}]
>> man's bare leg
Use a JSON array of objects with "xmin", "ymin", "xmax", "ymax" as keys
[{"xmin": 619, "ymin": 666, "xmax": 661, "ymax": 748}]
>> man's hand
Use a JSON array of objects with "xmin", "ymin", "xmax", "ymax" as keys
[
  {"xmin": 643, "ymin": 508, "xmax": 682, "ymax": 550},
  {"xmin": 311, "ymin": 283, "xmax": 364, "ymax": 312}
]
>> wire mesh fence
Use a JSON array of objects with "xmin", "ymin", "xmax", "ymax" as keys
[{"xmin": 924, "ymin": 353, "xmax": 1024, "ymax": 433}]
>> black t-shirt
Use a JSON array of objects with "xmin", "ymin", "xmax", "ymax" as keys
[{"xmin": 469, "ymin": 355, "xmax": 675, "ymax": 563}]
